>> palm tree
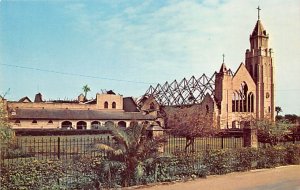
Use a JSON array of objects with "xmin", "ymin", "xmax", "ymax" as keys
[
  {"xmin": 94, "ymin": 124, "xmax": 164, "ymax": 187},
  {"xmin": 82, "ymin": 85, "xmax": 91, "ymax": 100},
  {"xmin": 275, "ymin": 106, "xmax": 282, "ymax": 116}
]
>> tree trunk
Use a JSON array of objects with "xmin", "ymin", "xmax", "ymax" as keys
[
  {"xmin": 185, "ymin": 137, "xmax": 195, "ymax": 153},
  {"xmin": 124, "ymin": 158, "xmax": 137, "ymax": 187}
]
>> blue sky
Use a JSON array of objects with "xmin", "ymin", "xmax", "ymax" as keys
[{"xmin": 0, "ymin": 0, "xmax": 299, "ymax": 114}]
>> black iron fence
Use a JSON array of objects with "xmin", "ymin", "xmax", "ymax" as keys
[
  {"xmin": 0, "ymin": 133, "xmax": 245, "ymax": 167},
  {"xmin": 2, "ymin": 131, "xmax": 300, "ymax": 167},
  {"xmin": 1, "ymin": 131, "xmax": 300, "ymax": 189},
  {"xmin": 163, "ymin": 135, "xmax": 244, "ymax": 155},
  {"xmin": 0, "ymin": 135, "xmax": 112, "ymax": 167}
]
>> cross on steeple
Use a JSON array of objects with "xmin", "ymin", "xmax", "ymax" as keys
[
  {"xmin": 257, "ymin": 6, "xmax": 261, "ymax": 20},
  {"xmin": 222, "ymin": 54, "xmax": 225, "ymax": 63}
]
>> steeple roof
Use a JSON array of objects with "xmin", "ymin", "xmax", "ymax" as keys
[
  {"xmin": 251, "ymin": 20, "xmax": 267, "ymax": 37},
  {"xmin": 219, "ymin": 63, "xmax": 228, "ymax": 73}
]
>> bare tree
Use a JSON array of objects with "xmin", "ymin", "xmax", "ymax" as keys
[{"xmin": 165, "ymin": 105, "xmax": 218, "ymax": 152}]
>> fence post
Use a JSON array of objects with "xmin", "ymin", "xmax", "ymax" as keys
[
  {"xmin": 243, "ymin": 127, "xmax": 258, "ymax": 148},
  {"xmin": 57, "ymin": 137, "xmax": 61, "ymax": 160},
  {"xmin": 293, "ymin": 135, "xmax": 296, "ymax": 144},
  {"xmin": 221, "ymin": 136, "xmax": 224, "ymax": 149}
]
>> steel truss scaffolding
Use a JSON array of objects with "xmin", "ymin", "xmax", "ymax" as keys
[{"xmin": 141, "ymin": 73, "xmax": 216, "ymax": 106}]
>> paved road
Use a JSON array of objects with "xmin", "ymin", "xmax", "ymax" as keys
[{"xmin": 136, "ymin": 165, "xmax": 300, "ymax": 190}]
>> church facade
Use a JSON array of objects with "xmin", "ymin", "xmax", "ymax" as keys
[
  {"xmin": 141, "ymin": 11, "xmax": 275, "ymax": 129},
  {"xmin": 215, "ymin": 16, "xmax": 275, "ymax": 128}
]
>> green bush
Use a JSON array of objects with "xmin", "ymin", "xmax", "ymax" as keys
[
  {"xmin": 141, "ymin": 156, "xmax": 179, "ymax": 183},
  {"xmin": 231, "ymin": 148, "xmax": 257, "ymax": 171},
  {"xmin": 173, "ymin": 152, "xmax": 207, "ymax": 178},
  {"xmin": 203, "ymin": 149, "xmax": 235, "ymax": 175},
  {"xmin": 0, "ymin": 158, "xmax": 98, "ymax": 190},
  {"xmin": 1, "ymin": 145, "xmax": 300, "ymax": 189},
  {"xmin": 285, "ymin": 144, "xmax": 300, "ymax": 164},
  {"xmin": 256, "ymin": 146, "xmax": 287, "ymax": 168},
  {"xmin": 3, "ymin": 144, "xmax": 34, "ymax": 159},
  {"xmin": 141, "ymin": 154, "xmax": 207, "ymax": 184},
  {"xmin": 96, "ymin": 160, "xmax": 126, "ymax": 188},
  {"xmin": 0, "ymin": 159, "xmax": 64, "ymax": 190}
]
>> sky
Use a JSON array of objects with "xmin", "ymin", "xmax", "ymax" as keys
[{"xmin": 0, "ymin": 0, "xmax": 299, "ymax": 115}]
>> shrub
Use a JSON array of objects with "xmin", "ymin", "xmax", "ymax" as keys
[
  {"xmin": 173, "ymin": 152, "xmax": 207, "ymax": 178},
  {"xmin": 203, "ymin": 149, "xmax": 235, "ymax": 175},
  {"xmin": 141, "ymin": 154, "xmax": 207, "ymax": 184},
  {"xmin": 96, "ymin": 160, "xmax": 126, "ymax": 188},
  {"xmin": 141, "ymin": 156, "xmax": 179, "ymax": 183},
  {"xmin": 231, "ymin": 148, "xmax": 257, "ymax": 171},
  {"xmin": 0, "ymin": 159, "xmax": 65, "ymax": 190},
  {"xmin": 285, "ymin": 144, "xmax": 300, "ymax": 164},
  {"xmin": 256, "ymin": 146, "xmax": 287, "ymax": 168},
  {"xmin": 1, "ymin": 145, "xmax": 299, "ymax": 189},
  {"xmin": 0, "ymin": 157, "xmax": 98, "ymax": 190},
  {"xmin": 3, "ymin": 143, "xmax": 34, "ymax": 159}
]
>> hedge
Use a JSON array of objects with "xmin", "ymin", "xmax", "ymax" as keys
[{"xmin": 1, "ymin": 144, "xmax": 300, "ymax": 189}]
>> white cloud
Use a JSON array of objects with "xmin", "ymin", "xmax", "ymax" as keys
[{"xmin": 64, "ymin": 0, "xmax": 300, "ymax": 114}]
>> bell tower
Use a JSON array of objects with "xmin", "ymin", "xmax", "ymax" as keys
[{"xmin": 245, "ymin": 7, "xmax": 275, "ymax": 120}]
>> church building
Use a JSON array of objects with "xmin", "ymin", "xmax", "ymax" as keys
[
  {"xmin": 141, "ymin": 8, "xmax": 275, "ymax": 129},
  {"xmin": 215, "ymin": 8, "xmax": 275, "ymax": 128}
]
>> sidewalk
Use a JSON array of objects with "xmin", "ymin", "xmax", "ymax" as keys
[{"xmin": 133, "ymin": 165, "xmax": 300, "ymax": 190}]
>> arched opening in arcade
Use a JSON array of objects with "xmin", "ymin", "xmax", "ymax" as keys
[
  {"xmin": 77, "ymin": 121, "xmax": 87, "ymax": 130},
  {"xmin": 118, "ymin": 121, "xmax": 126, "ymax": 128},
  {"xmin": 105, "ymin": 121, "xmax": 114, "ymax": 127},
  {"xmin": 61, "ymin": 121, "xmax": 72, "ymax": 129},
  {"xmin": 91, "ymin": 121, "xmax": 101, "ymax": 129}
]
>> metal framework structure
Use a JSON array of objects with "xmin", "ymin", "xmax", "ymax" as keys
[{"xmin": 141, "ymin": 73, "xmax": 216, "ymax": 106}]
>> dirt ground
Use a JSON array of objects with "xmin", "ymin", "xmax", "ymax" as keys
[{"xmin": 131, "ymin": 165, "xmax": 300, "ymax": 190}]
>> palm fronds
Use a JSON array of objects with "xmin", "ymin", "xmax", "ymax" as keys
[{"xmin": 93, "ymin": 123, "xmax": 163, "ymax": 187}]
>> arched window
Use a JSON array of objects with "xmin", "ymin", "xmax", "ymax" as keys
[
  {"xmin": 150, "ymin": 102, "xmax": 155, "ymax": 110},
  {"xmin": 232, "ymin": 120, "xmax": 240, "ymax": 129},
  {"xmin": 61, "ymin": 121, "xmax": 72, "ymax": 129},
  {"xmin": 112, "ymin": 102, "xmax": 116, "ymax": 109},
  {"xmin": 130, "ymin": 121, "xmax": 138, "ymax": 127},
  {"xmin": 32, "ymin": 120, "xmax": 37, "ymax": 124},
  {"xmin": 205, "ymin": 105, "xmax": 209, "ymax": 114},
  {"xmin": 77, "ymin": 121, "xmax": 87, "ymax": 130},
  {"xmin": 232, "ymin": 91, "xmax": 239, "ymax": 112},
  {"xmin": 251, "ymin": 94, "xmax": 254, "ymax": 112},
  {"xmin": 240, "ymin": 82, "xmax": 248, "ymax": 112},
  {"xmin": 91, "ymin": 121, "xmax": 101, "ymax": 129},
  {"xmin": 105, "ymin": 121, "xmax": 114, "ymax": 127},
  {"xmin": 104, "ymin": 101, "xmax": 109, "ymax": 109},
  {"xmin": 247, "ymin": 93, "xmax": 254, "ymax": 112},
  {"xmin": 118, "ymin": 121, "xmax": 126, "ymax": 128},
  {"xmin": 48, "ymin": 120, "xmax": 53, "ymax": 124}
]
